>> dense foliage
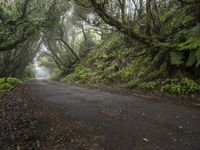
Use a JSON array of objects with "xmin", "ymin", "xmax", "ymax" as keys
[
  {"xmin": 1, "ymin": 0, "xmax": 200, "ymax": 94},
  {"xmin": 0, "ymin": 77, "xmax": 22, "ymax": 96}
]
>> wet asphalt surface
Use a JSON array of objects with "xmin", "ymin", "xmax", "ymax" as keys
[{"xmin": 1, "ymin": 79, "xmax": 200, "ymax": 150}]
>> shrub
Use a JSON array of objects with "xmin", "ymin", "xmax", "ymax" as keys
[
  {"xmin": 7, "ymin": 78, "xmax": 22, "ymax": 86},
  {"xmin": 0, "ymin": 78, "xmax": 5, "ymax": 85},
  {"xmin": 63, "ymin": 66, "xmax": 90, "ymax": 83},
  {"xmin": 0, "ymin": 77, "xmax": 22, "ymax": 86},
  {"xmin": 144, "ymin": 70, "xmax": 162, "ymax": 81},
  {"xmin": 63, "ymin": 74, "xmax": 75, "ymax": 82},
  {"xmin": 111, "ymin": 57, "xmax": 151, "ymax": 81},
  {"xmin": 138, "ymin": 81, "xmax": 157, "ymax": 90},
  {"xmin": 0, "ymin": 83, "xmax": 12, "ymax": 94},
  {"xmin": 0, "ymin": 78, "xmax": 22, "ymax": 95},
  {"xmin": 126, "ymin": 80, "xmax": 142, "ymax": 89},
  {"xmin": 49, "ymin": 69, "xmax": 62, "ymax": 79},
  {"xmin": 22, "ymin": 77, "xmax": 33, "ymax": 82},
  {"xmin": 127, "ymin": 80, "xmax": 157, "ymax": 90},
  {"xmin": 112, "ymin": 66, "xmax": 134, "ymax": 80},
  {"xmin": 105, "ymin": 33, "xmax": 124, "ymax": 50},
  {"xmin": 161, "ymin": 78, "xmax": 200, "ymax": 94},
  {"xmin": 75, "ymin": 66, "xmax": 90, "ymax": 81}
]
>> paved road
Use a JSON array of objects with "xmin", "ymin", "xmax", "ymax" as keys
[{"xmin": 2, "ymin": 80, "xmax": 200, "ymax": 150}]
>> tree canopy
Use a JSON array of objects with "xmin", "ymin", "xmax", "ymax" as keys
[{"xmin": 0, "ymin": 0, "xmax": 200, "ymax": 86}]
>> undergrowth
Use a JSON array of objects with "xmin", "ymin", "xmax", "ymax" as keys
[
  {"xmin": 0, "ymin": 78, "xmax": 22, "ymax": 96},
  {"xmin": 63, "ymin": 34, "xmax": 200, "ymax": 95}
]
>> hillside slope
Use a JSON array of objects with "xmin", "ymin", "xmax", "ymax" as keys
[{"xmin": 63, "ymin": 34, "xmax": 200, "ymax": 96}]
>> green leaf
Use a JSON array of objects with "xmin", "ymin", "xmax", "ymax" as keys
[
  {"xmin": 170, "ymin": 51, "xmax": 184, "ymax": 65},
  {"xmin": 186, "ymin": 51, "xmax": 196, "ymax": 67},
  {"xmin": 179, "ymin": 37, "xmax": 200, "ymax": 51},
  {"xmin": 195, "ymin": 48, "xmax": 200, "ymax": 67}
]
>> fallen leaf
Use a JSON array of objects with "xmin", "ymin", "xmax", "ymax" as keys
[
  {"xmin": 178, "ymin": 126, "xmax": 183, "ymax": 129},
  {"xmin": 143, "ymin": 137, "xmax": 149, "ymax": 142}
]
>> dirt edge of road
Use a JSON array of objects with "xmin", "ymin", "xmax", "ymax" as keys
[
  {"xmin": 0, "ymin": 83, "xmax": 104, "ymax": 150},
  {"xmin": 60, "ymin": 81, "xmax": 200, "ymax": 109}
]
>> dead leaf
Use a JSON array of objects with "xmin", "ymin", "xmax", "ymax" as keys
[{"xmin": 143, "ymin": 137, "xmax": 149, "ymax": 142}]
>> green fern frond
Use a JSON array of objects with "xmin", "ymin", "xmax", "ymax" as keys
[
  {"xmin": 179, "ymin": 37, "xmax": 200, "ymax": 50},
  {"xmin": 170, "ymin": 51, "xmax": 184, "ymax": 65},
  {"xmin": 187, "ymin": 51, "xmax": 196, "ymax": 67},
  {"xmin": 195, "ymin": 49, "xmax": 200, "ymax": 67}
]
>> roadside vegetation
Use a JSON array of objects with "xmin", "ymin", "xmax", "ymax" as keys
[
  {"xmin": 62, "ymin": 32, "xmax": 200, "ymax": 95},
  {"xmin": 1, "ymin": 0, "xmax": 200, "ymax": 96},
  {"xmin": 0, "ymin": 78, "xmax": 22, "ymax": 97}
]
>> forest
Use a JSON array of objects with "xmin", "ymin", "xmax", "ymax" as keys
[
  {"xmin": 0, "ymin": 0, "xmax": 200, "ymax": 95},
  {"xmin": 1, "ymin": 0, "xmax": 200, "ymax": 149}
]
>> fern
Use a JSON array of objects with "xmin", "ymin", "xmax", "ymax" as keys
[
  {"xmin": 186, "ymin": 49, "xmax": 200, "ymax": 67},
  {"xmin": 179, "ymin": 36, "xmax": 200, "ymax": 67},
  {"xmin": 179, "ymin": 37, "xmax": 200, "ymax": 50},
  {"xmin": 187, "ymin": 51, "xmax": 196, "ymax": 67},
  {"xmin": 170, "ymin": 51, "xmax": 184, "ymax": 65},
  {"xmin": 195, "ymin": 49, "xmax": 200, "ymax": 67}
]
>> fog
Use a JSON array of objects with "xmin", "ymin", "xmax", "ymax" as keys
[{"xmin": 35, "ymin": 63, "xmax": 49, "ymax": 79}]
